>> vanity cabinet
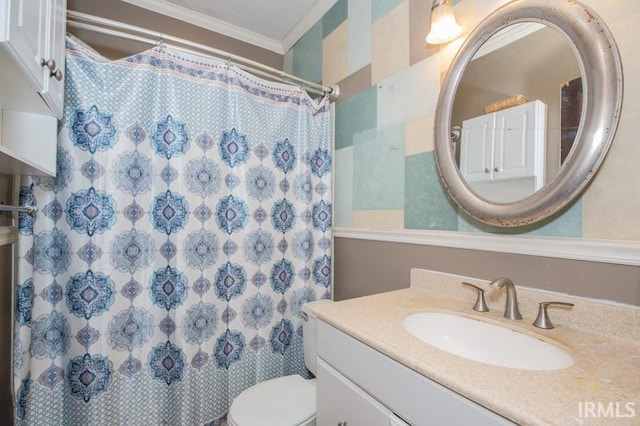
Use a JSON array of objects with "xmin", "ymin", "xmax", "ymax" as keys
[
  {"xmin": 0, "ymin": 0, "xmax": 66, "ymax": 176},
  {"xmin": 316, "ymin": 321, "xmax": 513, "ymax": 426},
  {"xmin": 317, "ymin": 359, "xmax": 402, "ymax": 426},
  {"xmin": 460, "ymin": 100, "xmax": 546, "ymax": 190}
]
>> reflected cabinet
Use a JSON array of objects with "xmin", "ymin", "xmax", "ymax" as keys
[{"xmin": 459, "ymin": 101, "xmax": 546, "ymax": 202}]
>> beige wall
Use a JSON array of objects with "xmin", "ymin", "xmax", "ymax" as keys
[
  {"xmin": 334, "ymin": 238, "xmax": 640, "ymax": 305},
  {"xmin": 66, "ymin": 0, "xmax": 283, "ymax": 68}
]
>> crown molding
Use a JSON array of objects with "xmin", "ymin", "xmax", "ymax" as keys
[
  {"xmin": 122, "ymin": 0, "xmax": 283, "ymax": 53},
  {"xmin": 123, "ymin": 0, "xmax": 339, "ymax": 56},
  {"xmin": 333, "ymin": 227, "xmax": 640, "ymax": 266},
  {"xmin": 282, "ymin": 0, "xmax": 338, "ymax": 53}
]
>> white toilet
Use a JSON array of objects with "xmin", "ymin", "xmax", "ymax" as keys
[{"xmin": 227, "ymin": 299, "xmax": 330, "ymax": 426}]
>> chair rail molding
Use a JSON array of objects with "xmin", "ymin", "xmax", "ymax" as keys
[{"xmin": 333, "ymin": 227, "xmax": 640, "ymax": 267}]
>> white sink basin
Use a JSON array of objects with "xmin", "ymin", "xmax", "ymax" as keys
[{"xmin": 403, "ymin": 312, "xmax": 573, "ymax": 371}]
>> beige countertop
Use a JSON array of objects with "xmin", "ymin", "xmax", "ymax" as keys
[{"xmin": 312, "ymin": 269, "xmax": 640, "ymax": 425}]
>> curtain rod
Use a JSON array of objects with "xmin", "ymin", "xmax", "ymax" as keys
[
  {"xmin": 66, "ymin": 11, "xmax": 339, "ymax": 101},
  {"xmin": 0, "ymin": 205, "xmax": 37, "ymax": 215}
]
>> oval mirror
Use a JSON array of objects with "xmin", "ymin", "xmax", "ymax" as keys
[{"xmin": 434, "ymin": 0, "xmax": 623, "ymax": 227}]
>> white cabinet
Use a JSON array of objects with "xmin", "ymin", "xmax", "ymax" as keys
[
  {"xmin": 317, "ymin": 359, "xmax": 397, "ymax": 426},
  {"xmin": 44, "ymin": 0, "xmax": 67, "ymax": 115},
  {"xmin": 460, "ymin": 101, "xmax": 546, "ymax": 190},
  {"xmin": 0, "ymin": 110, "xmax": 57, "ymax": 175},
  {"xmin": 317, "ymin": 321, "xmax": 513, "ymax": 426},
  {"xmin": 0, "ymin": 0, "xmax": 66, "ymax": 176},
  {"xmin": 459, "ymin": 112, "xmax": 495, "ymax": 183},
  {"xmin": 6, "ymin": 0, "xmax": 50, "ymax": 90},
  {"xmin": 2, "ymin": 0, "xmax": 66, "ymax": 117}
]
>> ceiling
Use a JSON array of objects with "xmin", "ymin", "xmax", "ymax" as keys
[{"xmin": 123, "ymin": 0, "xmax": 337, "ymax": 54}]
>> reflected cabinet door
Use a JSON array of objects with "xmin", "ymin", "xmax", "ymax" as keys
[
  {"xmin": 494, "ymin": 101, "xmax": 546, "ymax": 182},
  {"xmin": 460, "ymin": 113, "xmax": 495, "ymax": 182}
]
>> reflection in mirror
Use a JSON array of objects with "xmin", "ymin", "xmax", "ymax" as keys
[
  {"xmin": 451, "ymin": 23, "xmax": 582, "ymax": 203},
  {"xmin": 435, "ymin": 0, "xmax": 622, "ymax": 227}
]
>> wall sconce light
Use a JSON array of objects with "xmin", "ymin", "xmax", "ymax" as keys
[{"xmin": 426, "ymin": 0, "xmax": 463, "ymax": 44}]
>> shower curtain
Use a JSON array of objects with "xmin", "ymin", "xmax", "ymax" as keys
[{"xmin": 13, "ymin": 37, "xmax": 332, "ymax": 425}]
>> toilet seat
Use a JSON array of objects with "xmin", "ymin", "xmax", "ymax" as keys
[{"xmin": 227, "ymin": 375, "xmax": 316, "ymax": 426}]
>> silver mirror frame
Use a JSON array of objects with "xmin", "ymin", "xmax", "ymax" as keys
[{"xmin": 434, "ymin": 0, "xmax": 623, "ymax": 227}]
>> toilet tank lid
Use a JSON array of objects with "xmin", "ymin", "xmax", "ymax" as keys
[{"xmin": 301, "ymin": 298, "xmax": 332, "ymax": 315}]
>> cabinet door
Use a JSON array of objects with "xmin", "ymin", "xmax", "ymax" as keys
[
  {"xmin": 41, "ymin": 0, "xmax": 66, "ymax": 117},
  {"xmin": 316, "ymin": 359, "xmax": 391, "ymax": 426},
  {"xmin": 1, "ymin": 110, "xmax": 57, "ymax": 176},
  {"xmin": 8, "ymin": 0, "xmax": 49, "ymax": 90},
  {"xmin": 460, "ymin": 113, "xmax": 495, "ymax": 182},
  {"xmin": 494, "ymin": 101, "xmax": 545, "ymax": 181}
]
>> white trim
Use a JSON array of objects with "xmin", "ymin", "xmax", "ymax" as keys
[
  {"xmin": 333, "ymin": 227, "xmax": 640, "ymax": 266},
  {"xmin": 122, "ymin": 0, "xmax": 283, "ymax": 53},
  {"xmin": 282, "ymin": 0, "xmax": 339, "ymax": 53},
  {"xmin": 330, "ymin": 103, "xmax": 337, "ymax": 299}
]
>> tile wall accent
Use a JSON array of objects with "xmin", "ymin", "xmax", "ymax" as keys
[
  {"xmin": 404, "ymin": 114, "xmax": 434, "ymax": 155},
  {"xmin": 404, "ymin": 152, "xmax": 457, "ymax": 230},
  {"xmin": 323, "ymin": 0, "xmax": 348, "ymax": 37},
  {"xmin": 353, "ymin": 125, "xmax": 405, "ymax": 210},
  {"xmin": 322, "ymin": 22, "xmax": 349, "ymax": 86},
  {"xmin": 371, "ymin": 1, "xmax": 410, "ymax": 83},
  {"xmin": 290, "ymin": 21, "xmax": 323, "ymax": 84},
  {"xmin": 334, "ymin": 147, "xmax": 354, "ymax": 226},
  {"xmin": 347, "ymin": 0, "xmax": 372, "ymax": 73},
  {"xmin": 335, "ymin": 86, "xmax": 377, "ymax": 150},
  {"xmin": 286, "ymin": 0, "xmax": 640, "ymax": 241},
  {"xmin": 352, "ymin": 210, "xmax": 404, "ymax": 230},
  {"xmin": 371, "ymin": 0, "xmax": 406, "ymax": 23}
]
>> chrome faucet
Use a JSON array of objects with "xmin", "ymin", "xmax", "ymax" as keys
[{"xmin": 489, "ymin": 277, "xmax": 522, "ymax": 320}]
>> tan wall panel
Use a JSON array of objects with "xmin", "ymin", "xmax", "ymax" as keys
[{"xmin": 334, "ymin": 237, "xmax": 640, "ymax": 306}]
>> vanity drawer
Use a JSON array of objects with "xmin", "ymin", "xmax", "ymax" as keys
[{"xmin": 317, "ymin": 321, "xmax": 513, "ymax": 425}]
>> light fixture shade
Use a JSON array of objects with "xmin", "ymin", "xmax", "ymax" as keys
[{"xmin": 426, "ymin": 0, "xmax": 463, "ymax": 44}]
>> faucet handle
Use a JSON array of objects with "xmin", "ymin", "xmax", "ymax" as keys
[
  {"xmin": 533, "ymin": 301, "xmax": 574, "ymax": 329},
  {"xmin": 461, "ymin": 282, "xmax": 489, "ymax": 312}
]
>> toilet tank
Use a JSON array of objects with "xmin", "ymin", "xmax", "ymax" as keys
[{"xmin": 301, "ymin": 299, "xmax": 332, "ymax": 376}]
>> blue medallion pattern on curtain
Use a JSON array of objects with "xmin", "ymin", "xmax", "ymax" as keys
[{"xmin": 14, "ymin": 37, "xmax": 332, "ymax": 425}]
